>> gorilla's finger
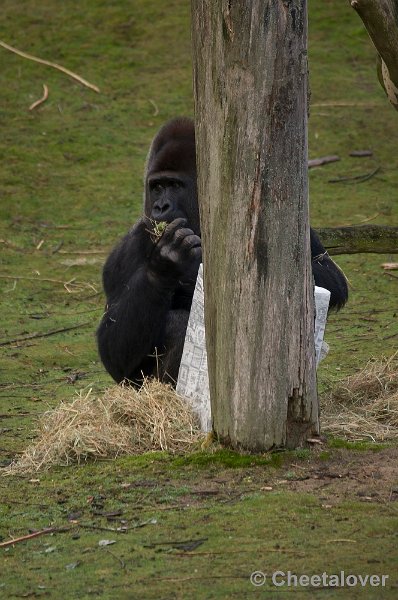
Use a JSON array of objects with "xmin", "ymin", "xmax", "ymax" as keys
[
  {"xmin": 168, "ymin": 228, "xmax": 198, "ymax": 247},
  {"xmin": 161, "ymin": 218, "xmax": 188, "ymax": 243},
  {"xmin": 178, "ymin": 234, "xmax": 202, "ymax": 252},
  {"xmin": 189, "ymin": 247, "xmax": 202, "ymax": 263},
  {"xmin": 133, "ymin": 217, "xmax": 153, "ymax": 236}
]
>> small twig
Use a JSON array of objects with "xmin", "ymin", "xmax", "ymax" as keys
[
  {"xmin": 326, "ymin": 538, "xmax": 357, "ymax": 544},
  {"xmin": 5, "ymin": 280, "xmax": 17, "ymax": 293},
  {"xmin": 0, "ymin": 526, "xmax": 70, "ymax": 549},
  {"xmin": 29, "ymin": 84, "xmax": 49, "ymax": 111},
  {"xmin": 78, "ymin": 523, "xmax": 127, "ymax": 534},
  {"xmin": 0, "ymin": 498, "xmax": 49, "ymax": 507},
  {"xmin": 328, "ymin": 166, "xmax": 381, "ymax": 184},
  {"xmin": 51, "ymin": 241, "xmax": 64, "ymax": 255},
  {"xmin": 0, "ymin": 322, "xmax": 90, "ymax": 347},
  {"xmin": 123, "ymin": 503, "xmax": 182, "ymax": 512},
  {"xmin": 351, "ymin": 212, "xmax": 380, "ymax": 224},
  {"xmin": 0, "ymin": 40, "xmax": 100, "ymax": 93},
  {"xmin": 349, "ymin": 150, "xmax": 373, "ymax": 157},
  {"xmin": 148, "ymin": 99, "xmax": 159, "ymax": 116},
  {"xmin": 0, "ymin": 274, "xmax": 97, "ymax": 294},
  {"xmin": 71, "ymin": 291, "xmax": 102, "ymax": 301},
  {"xmin": 58, "ymin": 249, "xmax": 106, "ymax": 255},
  {"xmin": 383, "ymin": 332, "xmax": 398, "ymax": 340},
  {"xmin": 311, "ymin": 101, "xmax": 381, "ymax": 108},
  {"xmin": 0, "ymin": 274, "xmax": 70, "ymax": 284},
  {"xmin": 103, "ymin": 548, "xmax": 126, "ymax": 569},
  {"xmin": 144, "ymin": 537, "xmax": 208, "ymax": 547},
  {"xmin": 43, "ymin": 224, "xmax": 90, "ymax": 230},
  {"xmin": 308, "ymin": 155, "xmax": 340, "ymax": 168},
  {"xmin": 0, "ymin": 412, "xmax": 31, "ymax": 418},
  {"xmin": 172, "ymin": 548, "xmax": 303, "ymax": 557},
  {"xmin": 0, "ymin": 375, "xmax": 86, "ymax": 389}
]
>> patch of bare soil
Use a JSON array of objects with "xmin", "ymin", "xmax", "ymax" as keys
[
  {"xmin": 176, "ymin": 447, "xmax": 398, "ymax": 509},
  {"xmin": 277, "ymin": 447, "xmax": 398, "ymax": 506}
]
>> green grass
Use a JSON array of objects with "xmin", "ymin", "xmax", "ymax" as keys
[
  {"xmin": 171, "ymin": 449, "xmax": 281, "ymax": 469},
  {"xmin": 327, "ymin": 439, "xmax": 387, "ymax": 452},
  {"xmin": 1, "ymin": 455, "xmax": 398, "ymax": 599},
  {"xmin": 1, "ymin": 0, "xmax": 398, "ymax": 597}
]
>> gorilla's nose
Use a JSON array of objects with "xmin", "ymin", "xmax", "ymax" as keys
[{"xmin": 152, "ymin": 202, "xmax": 171, "ymax": 220}]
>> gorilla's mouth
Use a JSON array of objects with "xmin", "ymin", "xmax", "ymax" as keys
[{"xmin": 151, "ymin": 211, "xmax": 187, "ymax": 224}]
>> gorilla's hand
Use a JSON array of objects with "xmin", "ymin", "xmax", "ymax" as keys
[{"xmin": 148, "ymin": 218, "xmax": 202, "ymax": 285}]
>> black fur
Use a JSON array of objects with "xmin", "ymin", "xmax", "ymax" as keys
[
  {"xmin": 97, "ymin": 117, "xmax": 348, "ymax": 385},
  {"xmin": 310, "ymin": 228, "xmax": 348, "ymax": 310}
]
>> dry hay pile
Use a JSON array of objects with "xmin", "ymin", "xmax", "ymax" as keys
[
  {"xmin": 3, "ymin": 380, "xmax": 202, "ymax": 475},
  {"xmin": 3, "ymin": 355, "xmax": 398, "ymax": 475},
  {"xmin": 321, "ymin": 354, "xmax": 398, "ymax": 442}
]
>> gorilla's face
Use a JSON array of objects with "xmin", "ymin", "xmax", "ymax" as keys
[
  {"xmin": 144, "ymin": 118, "xmax": 200, "ymax": 236},
  {"xmin": 146, "ymin": 170, "xmax": 200, "ymax": 235}
]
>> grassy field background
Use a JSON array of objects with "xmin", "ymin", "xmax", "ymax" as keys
[{"xmin": 0, "ymin": 1, "xmax": 397, "ymax": 598}]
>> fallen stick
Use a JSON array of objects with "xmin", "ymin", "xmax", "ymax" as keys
[
  {"xmin": 29, "ymin": 84, "xmax": 49, "ymax": 111},
  {"xmin": 349, "ymin": 150, "xmax": 373, "ymax": 157},
  {"xmin": 328, "ymin": 165, "xmax": 381, "ymax": 183},
  {"xmin": 0, "ymin": 322, "xmax": 90, "ymax": 347},
  {"xmin": 148, "ymin": 98, "xmax": 159, "ymax": 116},
  {"xmin": 317, "ymin": 224, "xmax": 398, "ymax": 255},
  {"xmin": 0, "ymin": 526, "xmax": 70, "ymax": 549},
  {"xmin": 308, "ymin": 155, "xmax": 340, "ymax": 168},
  {"xmin": 0, "ymin": 40, "xmax": 100, "ymax": 93}
]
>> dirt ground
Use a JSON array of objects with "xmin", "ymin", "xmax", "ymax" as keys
[
  {"xmin": 172, "ymin": 447, "xmax": 398, "ymax": 509},
  {"xmin": 272, "ymin": 447, "xmax": 398, "ymax": 505}
]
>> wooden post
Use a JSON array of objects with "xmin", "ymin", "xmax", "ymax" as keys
[{"xmin": 191, "ymin": 0, "xmax": 318, "ymax": 450}]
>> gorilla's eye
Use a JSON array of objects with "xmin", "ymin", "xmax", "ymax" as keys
[
  {"xmin": 172, "ymin": 181, "xmax": 182, "ymax": 189},
  {"xmin": 153, "ymin": 182, "xmax": 164, "ymax": 193}
]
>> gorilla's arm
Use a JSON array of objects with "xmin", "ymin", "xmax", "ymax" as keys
[
  {"xmin": 310, "ymin": 228, "xmax": 348, "ymax": 310},
  {"xmin": 97, "ymin": 218, "xmax": 201, "ymax": 384},
  {"xmin": 97, "ymin": 219, "xmax": 171, "ymax": 383}
]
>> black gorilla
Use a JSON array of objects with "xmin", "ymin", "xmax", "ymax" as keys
[{"xmin": 97, "ymin": 117, "xmax": 348, "ymax": 385}]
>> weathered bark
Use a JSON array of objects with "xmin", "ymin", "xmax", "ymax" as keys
[
  {"xmin": 349, "ymin": 0, "xmax": 398, "ymax": 110},
  {"xmin": 317, "ymin": 225, "xmax": 398, "ymax": 255},
  {"xmin": 191, "ymin": 1, "xmax": 318, "ymax": 451}
]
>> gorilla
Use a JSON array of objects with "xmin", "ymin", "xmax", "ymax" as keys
[{"xmin": 97, "ymin": 117, "xmax": 348, "ymax": 386}]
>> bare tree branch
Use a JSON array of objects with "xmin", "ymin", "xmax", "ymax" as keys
[
  {"xmin": 349, "ymin": 0, "xmax": 398, "ymax": 110},
  {"xmin": 317, "ymin": 225, "xmax": 398, "ymax": 255}
]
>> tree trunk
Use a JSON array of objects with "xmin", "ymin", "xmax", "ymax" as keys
[
  {"xmin": 317, "ymin": 225, "xmax": 398, "ymax": 255},
  {"xmin": 191, "ymin": 1, "xmax": 318, "ymax": 451},
  {"xmin": 349, "ymin": 0, "xmax": 398, "ymax": 110}
]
